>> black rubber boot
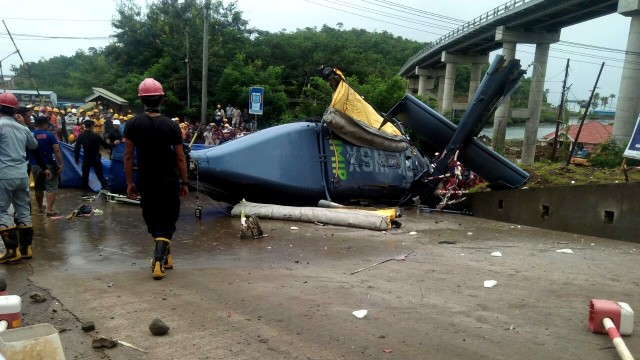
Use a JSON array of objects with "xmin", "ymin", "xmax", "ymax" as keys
[
  {"xmin": 0, "ymin": 228, "xmax": 22, "ymax": 263},
  {"xmin": 151, "ymin": 238, "xmax": 170, "ymax": 280},
  {"xmin": 18, "ymin": 225, "xmax": 33, "ymax": 260}
]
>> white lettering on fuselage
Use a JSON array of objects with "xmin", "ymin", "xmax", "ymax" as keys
[{"xmin": 346, "ymin": 145, "xmax": 407, "ymax": 176}]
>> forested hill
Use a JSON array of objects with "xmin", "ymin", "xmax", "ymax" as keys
[{"xmin": 10, "ymin": 0, "xmax": 424, "ymax": 126}]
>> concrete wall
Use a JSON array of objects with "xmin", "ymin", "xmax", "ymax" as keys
[{"xmin": 463, "ymin": 182, "xmax": 640, "ymax": 242}]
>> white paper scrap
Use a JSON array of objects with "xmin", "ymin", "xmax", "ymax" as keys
[
  {"xmin": 555, "ymin": 249, "xmax": 574, "ymax": 254},
  {"xmin": 484, "ymin": 280, "xmax": 497, "ymax": 288},
  {"xmin": 352, "ymin": 310, "xmax": 368, "ymax": 319}
]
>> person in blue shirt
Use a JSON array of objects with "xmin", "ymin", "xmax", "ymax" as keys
[{"xmin": 30, "ymin": 116, "xmax": 63, "ymax": 217}]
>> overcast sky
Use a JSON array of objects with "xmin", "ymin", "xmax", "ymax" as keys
[{"xmin": 0, "ymin": 0, "xmax": 631, "ymax": 107}]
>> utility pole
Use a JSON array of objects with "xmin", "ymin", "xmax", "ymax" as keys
[
  {"xmin": 3, "ymin": 21, "xmax": 41, "ymax": 100},
  {"xmin": 171, "ymin": 0, "xmax": 191, "ymax": 112},
  {"xmin": 186, "ymin": 31, "xmax": 190, "ymax": 109},
  {"xmin": 200, "ymin": 0, "xmax": 211, "ymax": 125},
  {"xmin": 550, "ymin": 58, "xmax": 569, "ymax": 161},
  {"xmin": 565, "ymin": 62, "xmax": 605, "ymax": 167}
]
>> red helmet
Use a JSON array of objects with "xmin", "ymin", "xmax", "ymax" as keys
[
  {"xmin": 0, "ymin": 92, "xmax": 19, "ymax": 108},
  {"xmin": 138, "ymin": 78, "xmax": 165, "ymax": 96}
]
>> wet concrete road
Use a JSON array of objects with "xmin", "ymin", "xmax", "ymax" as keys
[{"xmin": 3, "ymin": 188, "xmax": 639, "ymax": 359}]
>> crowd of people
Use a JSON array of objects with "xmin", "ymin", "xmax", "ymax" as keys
[
  {"xmin": 27, "ymin": 102, "xmax": 259, "ymax": 149},
  {"xmin": 0, "ymin": 78, "xmax": 189, "ymax": 281}
]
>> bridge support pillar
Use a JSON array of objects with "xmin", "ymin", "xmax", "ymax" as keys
[
  {"xmin": 521, "ymin": 43, "xmax": 550, "ymax": 165},
  {"xmin": 415, "ymin": 67, "xmax": 436, "ymax": 97},
  {"xmin": 440, "ymin": 52, "xmax": 489, "ymax": 114},
  {"xmin": 442, "ymin": 62, "xmax": 456, "ymax": 114},
  {"xmin": 613, "ymin": 2, "xmax": 640, "ymax": 143},
  {"xmin": 493, "ymin": 26, "xmax": 560, "ymax": 154},
  {"xmin": 468, "ymin": 63, "xmax": 483, "ymax": 104},
  {"xmin": 437, "ymin": 77, "xmax": 445, "ymax": 109},
  {"xmin": 492, "ymin": 41, "xmax": 517, "ymax": 153}
]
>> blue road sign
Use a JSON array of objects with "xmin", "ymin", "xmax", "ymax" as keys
[
  {"xmin": 624, "ymin": 115, "xmax": 640, "ymax": 160},
  {"xmin": 249, "ymin": 86, "xmax": 264, "ymax": 115}
]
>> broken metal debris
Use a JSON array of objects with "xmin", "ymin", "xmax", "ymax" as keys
[
  {"xmin": 117, "ymin": 340, "xmax": 149, "ymax": 353},
  {"xmin": 350, "ymin": 250, "xmax": 415, "ymax": 275}
]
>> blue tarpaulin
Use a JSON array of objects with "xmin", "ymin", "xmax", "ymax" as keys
[{"xmin": 58, "ymin": 143, "xmax": 135, "ymax": 193}]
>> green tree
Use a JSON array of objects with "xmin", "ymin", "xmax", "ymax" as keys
[
  {"xmin": 608, "ymin": 93, "xmax": 616, "ymax": 110},
  {"xmin": 591, "ymin": 92, "xmax": 600, "ymax": 111},
  {"xmin": 10, "ymin": 1, "xmax": 424, "ymax": 126}
]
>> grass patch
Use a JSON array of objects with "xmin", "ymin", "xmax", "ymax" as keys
[{"xmin": 519, "ymin": 161, "xmax": 640, "ymax": 187}]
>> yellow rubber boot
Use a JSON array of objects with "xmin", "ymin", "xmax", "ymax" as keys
[
  {"xmin": 0, "ymin": 227, "xmax": 22, "ymax": 263},
  {"xmin": 151, "ymin": 238, "xmax": 170, "ymax": 280}
]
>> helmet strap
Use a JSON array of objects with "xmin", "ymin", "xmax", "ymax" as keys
[{"xmin": 144, "ymin": 106, "xmax": 161, "ymax": 114}]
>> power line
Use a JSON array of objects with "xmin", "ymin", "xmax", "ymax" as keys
[
  {"xmin": 2, "ymin": 17, "xmax": 112, "ymax": 22},
  {"xmin": 321, "ymin": 0, "xmax": 455, "ymax": 32},
  {"xmin": 367, "ymin": 0, "xmax": 466, "ymax": 24},
  {"xmin": 0, "ymin": 32, "xmax": 112, "ymax": 40},
  {"xmin": 360, "ymin": 0, "xmax": 464, "ymax": 27},
  {"xmin": 301, "ymin": 0, "xmax": 445, "ymax": 37},
  {"xmin": 558, "ymin": 40, "xmax": 640, "ymax": 57}
]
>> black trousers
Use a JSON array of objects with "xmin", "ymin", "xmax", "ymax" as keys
[
  {"xmin": 139, "ymin": 179, "xmax": 180, "ymax": 239},
  {"xmin": 81, "ymin": 159, "xmax": 108, "ymax": 192}
]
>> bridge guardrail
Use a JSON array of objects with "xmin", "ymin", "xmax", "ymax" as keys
[{"xmin": 400, "ymin": 0, "xmax": 531, "ymax": 75}]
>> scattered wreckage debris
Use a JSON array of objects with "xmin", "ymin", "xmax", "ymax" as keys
[
  {"xmin": 417, "ymin": 205, "xmax": 472, "ymax": 215},
  {"xmin": 232, "ymin": 200, "xmax": 400, "ymax": 231},
  {"xmin": 350, "ymin": 250, "xmax": 415, "ymax": 275},
  {"xmin": 117, "ymin": 339, "xmax": 149, "ymax": 353},
  {"xmin": 97, "ymin": 190, "xmax": 140, "ymax": 206},
  {"xmin": 189, "ymin": 55, "xmax": 528, "ymax": 214},
  {"xmin": 239, "ymin": 211, "xmax": 266, "ymax": 239},
  {"xmin": 66, "ymin": 204, "xmax": 93, "ymax": 220}
]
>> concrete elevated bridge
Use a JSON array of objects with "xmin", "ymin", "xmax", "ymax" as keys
[{"xmin": 400, "ymin": 0, "xmax": 640, "ymax": 164}]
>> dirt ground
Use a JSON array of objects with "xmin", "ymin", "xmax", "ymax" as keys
[{"xmin": 2, "ymin": 189, "xmax": 639, "ymax": 359}]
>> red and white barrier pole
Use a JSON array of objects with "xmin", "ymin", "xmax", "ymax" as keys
[
  {"xmin": 603, "ymin": 317, "xmax": 634, "ymax": 360},
  {"xmin": 589, "ymin": 299, "xmax": 635, "ymax": 360}
]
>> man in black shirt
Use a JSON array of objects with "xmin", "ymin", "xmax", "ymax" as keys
[
  {"xmin": 74, "ymin": 119, "xmax": 119, "ymax": 196},
  {"xmin": 124, "ymin": 78, "xmax": 189, "ymax": 280}
]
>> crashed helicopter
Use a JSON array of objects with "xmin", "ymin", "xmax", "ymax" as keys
[{"xmin": 188, "ymin": 55, "xmax": 529, "ymax": 208}]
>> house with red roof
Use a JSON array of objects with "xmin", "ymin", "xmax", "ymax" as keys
[{"xmin": 541, "ymin": 120, "xmax": 613, "ymax": 153}]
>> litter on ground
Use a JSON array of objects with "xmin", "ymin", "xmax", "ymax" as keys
[
  {"xmin": 555, "ymin": 249, "xmax": 575, "ymax": 254},
  {"xmin": 352, "ymin": 310, "xmax": 368, "ymax": 318},
  {"xmin": 484, "ymin": 280, "xmax": 498, "ymax": 288}
]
